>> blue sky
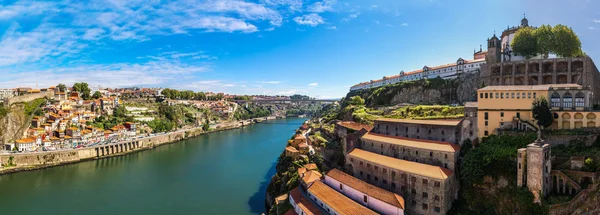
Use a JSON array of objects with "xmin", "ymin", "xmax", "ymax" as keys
[{"xmin": 0, "ymin": 0, "xmax": 599, "ymax": 99}]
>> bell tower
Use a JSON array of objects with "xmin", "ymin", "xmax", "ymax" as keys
[{"xmin": 486, "ymin": 33, "xmax": 501, "ymax": 64}]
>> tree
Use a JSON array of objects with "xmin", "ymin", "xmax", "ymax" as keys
[
  {"xmin": 348, "ymin": 96, "xmax": 365, "ymax": 106},
  {"xmin": 511, "ymin": 27, "xmax": 538, "ymax": 59},
  {"xmin": 552, "ymin": 24, "xmax": 582, "ymax": 57},
  {"xmin": 532, "ymin": 97, "xmax": 553, "ymax": 129},
  {"xmin": 535, "ymin": 24, "xmax": 554, "ymax": 59},
  {"xmin": 57, "ymin": 83, "xmax": 67, "ymax": 92},
  {"xmin": 92, "ymin": 91, "xmax": 103, "ymax": 99},
  {"xmin": 202, "ymin": 119, "xmax": 210, "ymax": 131},
  {"xmin": 72, "ymin": 82, "xmax": 91, "ymax": 100}
]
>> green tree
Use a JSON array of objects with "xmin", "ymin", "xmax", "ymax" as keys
[
  {"xmin": 202, "ymin": 120, "xmax": 210, "ymax": 131},
  {"xmin": 348, "ymin": 96, "xmax": 365, "ymax": 106},
  {"xmin": 535, "ymin": 24, "xmax": 554, "ymax": 59},
  {"xmin": 511, "ymin": 27, "xmax": 538, "ymax": 59},
  {"xmin": 57, "ymin": 83, "xmax": 67, "ymax": 92},
  {"xmin": 532, "ymin": 97, "xmax": 553, "ymax": 129},
  {"xmin": 92, "ymin": 91, "xmax": 103, "ymax": 99},
  {"xmin": 552, "ymin": 24, "xmax": 582, "ymax": 57},
  {"xmin": 72, "ymin": 82, "xmax": 91, "ymax": 100}
]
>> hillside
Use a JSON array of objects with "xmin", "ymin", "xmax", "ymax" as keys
[
  {"xmin": 346, "ymin": 72, "xmax": 481, "ymax": 107},
  {"xmin": 0, "ymin": 98, "xmax": 47, "ymax": 144}
]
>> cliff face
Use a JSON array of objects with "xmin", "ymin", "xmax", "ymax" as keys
[
  {"xmin": 347, "ymin": 72, "xmax": 481, "ymax": 107},
  {"xmin": 0, "ymin": 103, "xmax": 30, "ymax": 144}
]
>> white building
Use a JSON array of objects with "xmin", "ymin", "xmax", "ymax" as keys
[
  {"xmin": 324, "ymin": 169, "xmax": 405, "ymax": 215},
  {"xmin": 499, "ymin": 15, "xmax": 545, "ymax": 62},
  {"xmin": 0, "ymin": 88, "xmax": 15, "ymax": 101},
  {"xmin": 350, "ymin": 57, "xmax": 485, "ymax": 91}
]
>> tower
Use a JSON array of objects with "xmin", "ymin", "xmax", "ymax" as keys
[
  {"xmin": 521, "ymin": 14, "xmax": 529, "ymax": 27},
  {"xmin": 519, "ymin": 131, "xmax": 551, "ymax": 203},
  {"xmin": 486, "ymin": 33, "xmax": 501, "ymax": 64}
]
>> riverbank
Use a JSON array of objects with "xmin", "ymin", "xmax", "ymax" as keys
[{"xmin": 0, "ymin": 116, "xmax": 282, "ymax": 175}]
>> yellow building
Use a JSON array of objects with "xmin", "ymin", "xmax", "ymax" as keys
[{"xmin": 477, "ymin": 84, "xmax": 598, "ymax": 140}]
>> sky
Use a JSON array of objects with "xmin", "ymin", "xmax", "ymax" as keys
[{"xmin": 0, "ymin": 0, "xmax": 599, "ymax": 99}]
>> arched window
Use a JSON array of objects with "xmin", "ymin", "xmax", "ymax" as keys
[
  {"xmin": 563, "ymin": 92, "xmax": 573, "ymax": 109},
  {"xmin": 551, "ymin": 92, "xmax": 561, "ymax": 108},
  {"xmin": 575, "ymin": 92, "xmax": 585, "ymax": 108}
]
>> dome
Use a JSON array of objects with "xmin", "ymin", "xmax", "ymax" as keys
[{"xmin": 521, "ymin": 14, "xmax": 529, "ymax": 27}]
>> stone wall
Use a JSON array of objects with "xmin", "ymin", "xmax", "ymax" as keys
[
  {"xmin": 550, "ymin": 183, "xmax": 600, "ymax": 215},
  {"xmin": 545, "ymin": 134, "xmax": 598, "ymax": 147},
  {"xmin": 6, "ymin": 91, "xmax": 54, "ymax": 105}
]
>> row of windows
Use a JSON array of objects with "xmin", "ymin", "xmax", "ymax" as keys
[
  {"xmin": 550, "ymin": 97, "xmax": 585, "ymax": 108},
  {"xmin": 479, "ymin": 92, "xmax": 537, "ymax": 99},
  {"xmin": 353, "ymin": 158, "xmax": 444, "ymax": 187},
  {"xmin": 411, "ymin": 201, "xmax": 442, "ymax": 213}
]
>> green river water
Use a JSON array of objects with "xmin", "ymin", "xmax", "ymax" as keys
[{"xmin": 0, "ymin": 117, "xmax": 305, "ymax": 215}]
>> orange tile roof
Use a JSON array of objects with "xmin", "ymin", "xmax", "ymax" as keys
[
  {"xmin": 286, "ymin": 146, "xmax": 299, "ymax": 153},
  {"xmin": 304, "ymin": 163, "xmax": 318, "ymax": 170},
  {"xmin": 302, "ymin": 170, "xmax": 322, "ymax": 185},
  {"xmin": 308, "ymin": 181, "xmax": 378, "ymax": 215},
  {"xmin": 298, "ymin": 167, "xmax": 307, "ymax": 176},
  {"xmin": 326, "ymin": 169, "xmax": 405, "ymax": 209},
  {"xmin": 375, "ymin": 118, "xmax": 462, "ymax": 126},
  {"xmin": 289, "ymin": 187, "xmax": 324, "ymax": 215},
  {"xmin": 16, "ymin": 137, "xmax": 36, "ymax": 143},
  {"xmin": 348, "ymin": 148, "xmax": 453, "ymax": 180},
  {"xmin": 294, "ymin": 134, "xmax": 307, "ymax": 140},
  {"xmin": 336, "ymin": 121, "xmax": 373, "ymax": 131},
  {"xmin": 362, "ymin": 132, "xmax": 460, "ymax": 152}
]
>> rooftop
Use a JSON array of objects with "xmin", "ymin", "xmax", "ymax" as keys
[
  {"xmin": 285, "ymin": 146, "xmax": 299, "ymax": 153},
  {"xmin": 301, "ymin": 170, "xmax": 322, "ymax": 185},
  {"xmin": 464, "ymin": 102, "xmax": 478, "ymax": 108},
  {"xmin": 289, "ymin": 187, "xmax": 323, "ymax": 215},
  {"xmin": 362, "ymin": 132, "xmax": 460, "ymax": 152},
  {"xmin": 348, "ymin": 148, "xmax": 453, "ymax": 180},
  {"xmin": 375, "ymin": 118, "xmax": 462, "ymax": 126},
  {"xmin": 478, "ymin": 84, "xmax": 583, "ymax": 91},
  {"xmin": 336, "ymin": 121, "xmax": 373, "ymax": 131},
  {"xmin": 308, "ymin": 180, "xmax": 378, "ymax": 215},
  {"xmin": 326, "ymin": 169, "xmax": 405, "ymax": 209}
]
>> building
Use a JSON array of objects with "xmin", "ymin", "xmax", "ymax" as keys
[
  {"xmin": 463, "ymin": 102, "xmax": 479, "ymax": 143},
  {"xmin": 289, "ymin": 187, "xmax": 324, "ymax": 215},
  {"xmin": 0, "ymin": 88, "xmax": 15, "ymax": 102},
  {"xmin": 359, "ymin": 132, "xmax": 460, "ymax": 171},
  {"xmin": 335, "ymin": 121, "xmax": 373, "ymax": 154},
  {"xmin": 350, "ymin": 57, "xmax": 485, "ymax": 91},
  {"xmin": 370, "ymin": 118, "xmax": 464, "ymax": 145},
  {"xmin": 324, "ymin": 169, "xmax": 405, "ymax": 215},
  {"xmin": 517, "ymin": 132, "xmax": 551, "ymax": 203},
  {"xmin": 476, "ymin": 84, "xmax": 600, "ymax": 140},
  {"xmin": 306, "ymin": 180, "xmax": 378, "ymax": 215},
  {"xmin": 346, "ymin": 148, "xmax": 457, "ymax": 215}
]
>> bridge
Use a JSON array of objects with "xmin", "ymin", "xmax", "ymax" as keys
[{"xmin": 234, "ymin": 99, "xmax": 339, "ymax": 104}]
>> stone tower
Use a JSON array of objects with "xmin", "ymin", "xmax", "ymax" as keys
[
  {"xmin": 486, "ymin": 33, "xmax": 501, "ymax": 64},
  {"xmin": 518, "ymin": 131, "xmax": 551, "ymax": 203}
]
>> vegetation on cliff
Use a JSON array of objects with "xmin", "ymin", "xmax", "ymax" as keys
[
  {"xmin": 450, "ymin": 133, "xmax": 548, "ymax": 215},
  {"xmin": 512, "ymin": 24, "xmax": 583, "ymax": 59}
]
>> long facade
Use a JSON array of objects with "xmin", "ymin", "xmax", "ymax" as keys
[
  {"xmin": 346, "ymin": 149, "xmax": 457, "ymax": 215},
  {"xmin": 370, "ymin": 118, "xmax": 464, "ymax": 145}
]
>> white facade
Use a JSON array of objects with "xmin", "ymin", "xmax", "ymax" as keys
[
  {"xmin": 0, "ymin": 88, "xmax": 15, "ymax": 101},
  {"xmin": 350, "ymin": 58, "xmax": 485, "ymax": 91},
  {"xmin": 324, "ymin": 175, "xmax": 404, "ymax": 215}
]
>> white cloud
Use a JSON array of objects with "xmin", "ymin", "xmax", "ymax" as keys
[
  {"xmin": 342, "ymin": 12, "xmax": 359, "ymax": 22},
  {"xmin": 265, "ymin": 27, "xmax": 276, "ymax": 31},
  {"xmin": 401, "ymin": 22, "xmax": 409, "ymax": 26},
  {"xmin": 308, "ymin": 0, "xmax": 336, "ymax": 13},
  {"xmin": 82, "ymin": 28, "xmax": 105, "ymax": 40},
  {"xmin": 0, "ymin": 1, "xmax": 56, "ymax": 20},
  {"xmin": 308, "ymin": 83, "xmax": 318, "ymax": 86},
  {"xmin": 0, "ymin": 23, "xmax": 85, "ymax": 66},
  {"xmin": 197, "ymin": 0, "xmax": 283, "ymax": 26},
  {"xmin": 293, "ymin": 13, "xmax": 325, "ymax": 27},
  {"xmin": 262, "ymin": 0, "xmax": 303, "ymax": 11},
  {"xmin": 589, "ymin": 27, "xmax": 597, "ymax": 30},
  {"xmin": 259, "ymin": 81, "xmax": 282, "ymax": 84},
  {"xmin": 593, "ymin": 19, "xmax": 600, "ymax": 23},
  {"xmin": 326, "ymin": 26, "xmax": 337, "ymax": 30}
]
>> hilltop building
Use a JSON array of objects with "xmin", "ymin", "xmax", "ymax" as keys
[
  {"xmin": 350, "ymin": 55, "xmax": 485, "ymax": 91},
  {"xmin": 476, "ymin": 84, "xmax": 600, "ymax": 140}
]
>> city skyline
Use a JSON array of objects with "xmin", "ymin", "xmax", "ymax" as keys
[{"xmin": 1, "ymin": 0, "xmax": 599, "ymax": 99}]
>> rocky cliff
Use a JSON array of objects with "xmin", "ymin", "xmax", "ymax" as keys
[
  {"xmin": 0, "ymin": 103, "xmax": 31, "ymax": 144},
  {"xmin": 346, "ymin": 72, "xmax": 481, "ymax": 107}
]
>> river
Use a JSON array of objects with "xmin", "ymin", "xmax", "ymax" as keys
[{"xmin": 0, "ymin": 117, "xmax": 305, "ymax": 215}]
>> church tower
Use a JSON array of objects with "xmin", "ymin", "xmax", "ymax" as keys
[
  {"xmin": 486, "ymin": 33, "xmax": 501, "ymax": 64},
  {"xmin": 521, "ymin": 14, "xmax": 529, "ymax": 27},
  {"xmin": 518, "ymin": 131, "xmax": 551, "ymax": 203}
]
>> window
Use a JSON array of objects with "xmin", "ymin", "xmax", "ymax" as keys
[
  {"xmin": 367, "ymin": 174, "xmax": 371, "ymax": 180},
  {"xmin": 340, "ymin": 183, "xmax": 343, "ymax": 190},
  {"xmin": 435, "ymin": 207, "xmax": 441, "ymax": 213},
  {"xmin": 576, "ymin": 96, "xmax": 585, "ymax": 108},
  {"xmin": 423, "ymin": 192, "xmax": 429, "ymax": 199},
  {"xmin": 391, "ymin": 183, "xmax": 396, "ymax": 190},
  {"xmin": 411, "ymin": 189, "xmax": 417, "ymax": 195},
  {"xmin": 516, "ymin": 93, "xmax": 520, "ymax": 99},
  {"xmin": 522, "ymin": 92, "xmax": 526, "ymax": 98},
  {"xmin": 528, "ymin": 92, "xmax": 531, "ymax": 98},
  {"xmin": 359, "ymin": 171, "xmax": 363, "ymax": 176},
  {"xmin": 533, "ymin": 92, "xmax": 537, "ymax": 98},
  {"xmin": 412, "ymin": 200, "xmax": 417, "ymax": 206},
  {"xmin": 374, "ymin": 176, "xmax": 378, "ymax": 182},
  {"xmin": 350, "ymin": 158, "xmax": 354, "ymax": 162},
  {"xmin": 484, "ymin": 130, "xmax": 489, "ymax": 136},
  {"xmin": 519, "ymin": 163, "xmax": 521, "ymax": 169},
  {"xmin": 484, "ymin": 112, "xmax": 488, "ymax": 120},
  {"xmin": 495, "ymin": 93, "xmax": 499, "ymax": 98},
  {"xmin": 383, "ymin": 179, "xmax": 387, "ymax": 185},
  {"xmin": 434, "ymin": 195, "xmax": 440, "ymax": 201},
  {"xmin": 434, "ymin": 181, "xmax": 441, "ymax": 187},
  {"xmin": 444, "ymin": 163, "xmax": 448, "ymax": 168},
  {"xmin": 444, "ymin": 154, "xmax": 448, "ymax": 159},
  {"xmin": 367, "ymin": 163, "xmax": 371, "ymax": 168},
  {"xmin": 374, "ymin": 166, "xmax": 378, "ymax": 170},
  {"xmin": 485, "ymin": 93, "xmax": 488, "ymax": 99},
  {"xmin": 411, "ymin": 176, "xmax": 416, "ymax": 182},
  {"xmin": 430, "ymin": 152, "xmax": 433, "ymax": 157},
  {"xmin": 422, "ymin": 203, "xmax": 429, "ymax": 210},
  {"xmin": 363, "ymin": 195, "xmax": 368, "ymax": 203},
  {"xmin": 359, "ymin": 161, "xmax": 363, "ymax": 166},
  {"xmin": 511, "ymin": 92, "xmax": 515, "ymax": 98},
  {"xmin": 501, "ymin": 92, "xmax": 504, "ymax": 99},
  {"xmin": 416, "ymin": 151, "xmax": 419, "ymax": 155},
  {"xmin": 383, "ymin": 168, "xmax": 387, "ymax": 174},
  {"xmin": 485, "ymin": 121, "xmax": 488, "ymax": 126},
  {"xmin": 500, "ymin": 112, "xmax": 504, "ymax": 117},
  {"xmin": 516, "ymin": 112, "xmax": 521, "ymax": 118}
]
